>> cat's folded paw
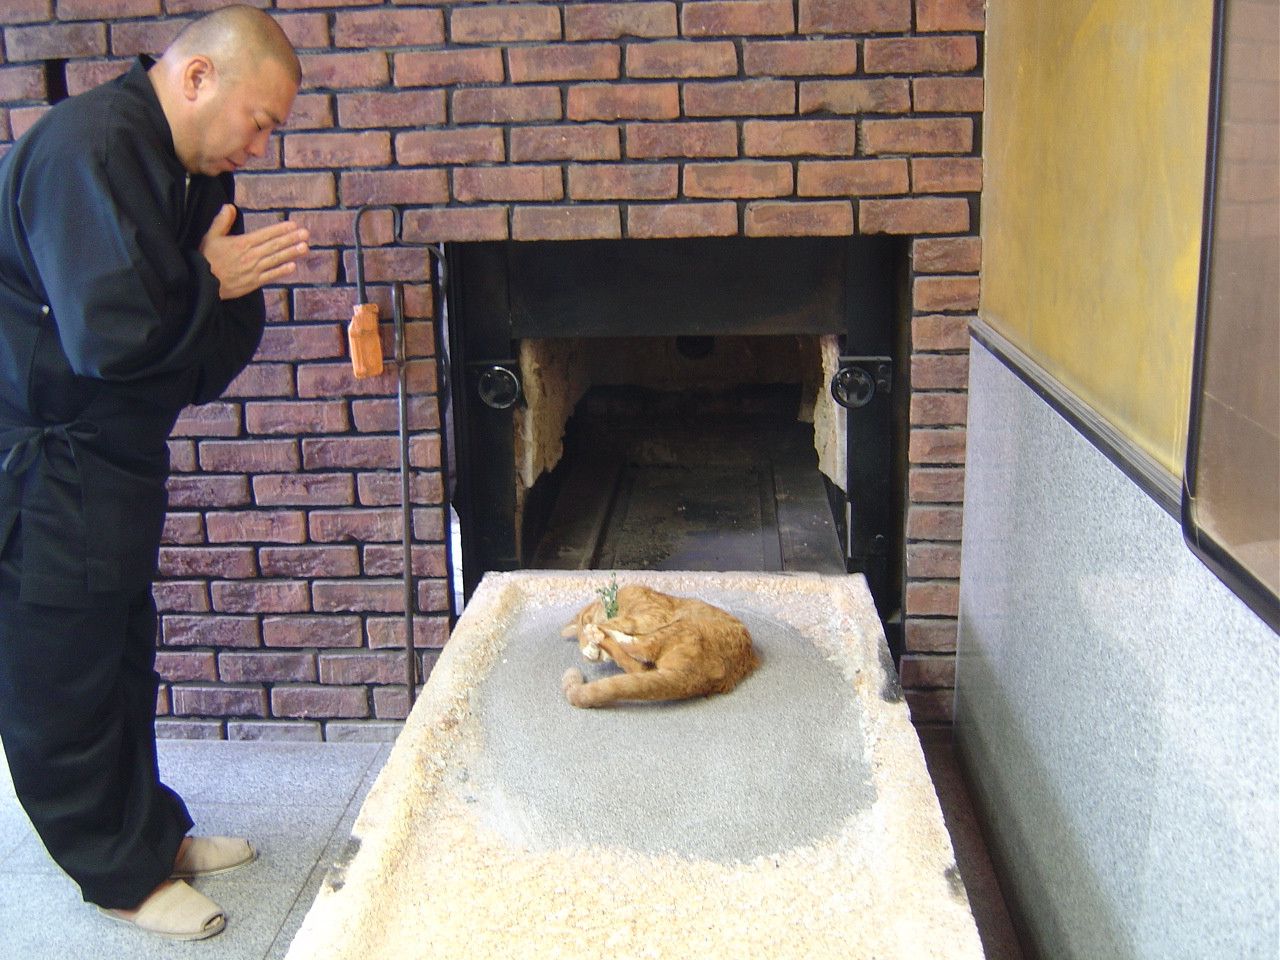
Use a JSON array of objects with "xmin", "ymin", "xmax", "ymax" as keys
[{"xmin": 561, "ymin": 667, "xmax": 584, "ymax": 695}]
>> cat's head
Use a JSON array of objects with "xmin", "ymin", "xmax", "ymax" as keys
[{"xmin": 560, "ymin": 598, "xmax": 605, "ymax": 639}]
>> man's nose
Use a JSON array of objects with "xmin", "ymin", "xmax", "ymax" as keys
[{"xmin": 247, "ymin": 130, "xmax": 271, "ymax": 158}]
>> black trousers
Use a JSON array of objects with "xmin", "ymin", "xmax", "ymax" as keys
[{"xmin": 0, "ymin": 522, "xmax": 192, "ymax": 908}]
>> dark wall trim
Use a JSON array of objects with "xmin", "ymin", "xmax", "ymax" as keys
[{"xmin": 969, "ymin": 318, "xmax": 1181, "ymax": 519}]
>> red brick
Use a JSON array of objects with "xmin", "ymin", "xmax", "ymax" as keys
[
  {"xmin": 8, "ymin": 107, "xmax": 43, "ymax": 139},
  {"xmin": 625, "ymin": 121, "xmax": 737, "ymax": 159},
  {"xmin": 797, "ymin": 159, "xmax": 908, "ymax": 196},
  {"xmin": 906, "ymin": 545, "xmax": 957, "ymax": 583},
  {"xmin": 394, "ymin": 49, "xmax": 504, "ymax": 87},
  {"xmin": 172, "ymin": 403, "xmax": 241, "ymax": 438},
  {"xmin": 302, "ymin": 436, "xmax": 401, "ymax": 471},
  {"xmin": 864, "ymin": 37, "xmax": 978, "ymax": 74},
  {"xmin": 168, "ymin": 440, "xmax": 197, "ymax": 472},
  {"xmin": 799, "ymin": 79, "xmax": 910, "ymax": 115},
  {"xmin": 904, "ymin": 618, "xmax": 958, "ymax": 654},
  {"xmin": 211, "ymin": 580, "xmax": 310, "ymax": 615},
  {"xmin": 273, "ymin": 0, "xmax": 376, "ymax": 8},
  {"xmin": 860, "ymin": 197, "xmax": 969, "ymax": 234},
  {"xmin": 799, "ymin": 0, "xmax": 910, "ymax": 33},
  {"xmin": 198, "ymin": 439, "xmax": 299, "ymax": 473},
  {"xmin": 319, "ymin": 652, "xmax": 407, "ymax": 685},
  {"xmin": 682, "ymin": 0, "xmax": 794, "ymax": 37},
  {"xmin": 905, "ymin": 581, "xmax": 959, "ymax": 617},
  {"xmin": 372, "ymin": 686, "xmax": 412, "ymax": 720},
  {"xmin": 299, "ymin": 51, "xmax": 388, "ymax": 90},
  {"xmin": 0, "ymin": 0, "xmax": 51, "ymax": 25},
  {"xmin": 294, "ymin": 362, "xmax": 393, "ymax": 399},
  {"xmin": 863, "ymin": 117, "xmax": 972, "ymax": 155},
  {"xmin": 683, "ymin": 79, "xmax": 794, "ymax": 117},
  {"xmin": 363, "ymin": 544, "xmax": 447, "ymax": 577},
  {"xmin": 899, "ymin": 654, "xmax": 956, "ymax": 688},
  {"xmin": 568, "ymin": 83, "xmax": 679, "ymax": 121},
  {"xmin": 0, "ymin": 65, "xmax": 44, "ymax": 101},
  {"xmin": 568, "ymin": 164, "xmax": 678, "ymax": 200},
  {"xmin": 308, "ymin": 508, "xmax": 404, "ymax": 543},
  {"xmin": 109, "ymin": 18, "xmax": 184, "ymax": 56},
  {"xmin": 356, "ymin": 471, "xmax": 443, "ymax": 509},
  {"xmin": 220, "ymin": 652, "xmax": 317, "ymax": 683},
  {"xmin": 908, "ymin": 468, "xmax": 965, "ymax": 505},
  {"xmin": 913, "ymin": 77, "xmax": 984, "ymax": 113},
  {"xmin": 272, "ymin": 685, "xmax": 369, "ymax": 719},
  {"xmin": 340, "ymin": 169, "xmax": 449, "ymax": 206},
  {"xmin": 907, "ymin": 504, "xmax": 962, "ymax": 541},
  {"xmin": 458, "ymin": 166, "xmax": 563, "ymax": 203},
  {"xmin": 156, "ymin": 651, "xmax": 217, "ymax": 683},
  {"xmin": 915, "ymin": 275, "xmax": 980, "ymax": 312},
  {"xmin": 913, "ymin": 237, "xmax": 981, "ymax": 274},
  {"xmin": 453, "ymin": 87, "xmax": 562, "ymax": 124},
  {"xmin": 336, "ymin": 90, "xmax": 445, "ymax": 129},
  {"xmin": 236, "ymin": 172, "xmax": 336, "ymax": 210},
  {"xmin": 744, "ymin": 119, "xmax": 856, "ymax": 156},
  {"xmin": 263, "ymin": 615, "xmax": 363, "ymax": 649},
  {"xmin": 626, "ymin": 40, "xmax": 736, "ymax": 78},
  {"xmin": 367, "ymin": 616, "xmax": 449, "ymax": 650},
  {"xmin": 512, "ymin": 205, "xmax": 622, "ymax": 241},
  {"xmin": 65, "ymin": 59, "xmax": 129, "ymax": 96},
  {"xmin": 627, "ymin": 202, "xmax": 738, "ymax": 238},
  {"xmin": 285, "ymin": 131, "xmax": 390, "ymax": 168},
  {"xmin": 397, "ymin": 128, "xmax": 504, "ymax": 166},
  {"xmin": 684, "ymin": 161, "xmax": 792, "ymax": 198},
  {"xmin": 166, "ymin": 475, "xmax": 251, "ymax": 509},
  {"xmin": 911, "ymin": 391, "xmax": 968, "ymax": 426},
  {"xmin": 223, "ymin": 363, "xmax": 296, "ymax": 398},
  {"xmin": 510, "ymin": 126, "xmax": 616, "ymax": 164},
  {"xmin": 565, "ymin": 3, "xmax": 676, "ymax": 41},
  {"xmin": 909, "ymin": 428, "xmax": 966, "ymax": 464},
  {"xmin": 152, "ymin": 582, "xmax": 210, "ymax": 614},
  {"xmin": 161, "ymin": 513, "xmax": 204, "ymax": 545},
  {"xmin": 207, "ymin": 510, "xmax": 308, "ymax": 544},
  {"xmin": 159, "ymin": 547, "xmax": 257, "ymax": 579},
  {"xmin": 313, "ymin": 579, "xmax": 405, "ymax": 613},
  {"xmin": 276, "ymin": 12, "xmax": 330, "ymax": 50},
  {"xmin": 401, "ymin": 207, "xmax": 509, "ymax": 242},
  {"xmin": 916, "ymin": 0, "xmax": 985, "ymax": 32},
  {"xmin": 450, "ymin": 4, "xmax": 561, "ymax": 43},
  {"xmin": 417, "ymin": 578, "xmax": 451, "ymax": 613},
  {"xmin": 511, "ymin": 43, "xmax": 620, "ymax": 82},
  {"xmin": 912, "ymin": 157, "xmax": 983, "ymax": 193},
  {"xmin": 911, "ymin": 353, "xmax": 969, "ymax": 389},
  {"xmin": 334, "ymin": 8, "xmax": 443, "ymax": 47},
  {"xmin": 745, "ymin": 200, "xmax": 853, "ymax": 236},
  {"xmin": 256, "ymin": 325, "xmax": 344, "ymax": 363},
  {"xmin": 253, "ymin": 473, "xmax": 353, "ymax": 508},
  {"xmin": 259, "ymin": 546, "xmax": 361, "ymax": 578},
  {"xmin": 911, "ymin": 313, "xmax": 970, "ymax": 351},
  {"xmin": 338, "ymin": 246, "xmax": 431, "ymax": 287},
  {"xmin": 173, "ymin": 686, "xmax": 268, "ymax": 718},
  {"xmin": 4, "ymin": 22, "xmax": 105, "ymax": 61},
  {"xmin": 743, "ymin": 40, "xmax": 858, "ymax": 76},
  {"xmin": 285, "ymin": 93, "xmax": 334, "ymax": 130}
]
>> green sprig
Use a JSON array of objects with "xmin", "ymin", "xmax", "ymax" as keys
[{"xmin": 596, "ymin": 573, "xmax": 619, "ymax": 619}]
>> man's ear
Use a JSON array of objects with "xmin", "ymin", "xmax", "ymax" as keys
[{"xmin": 180, "ymin": 55, "xmax": 216, "ymax": 102}]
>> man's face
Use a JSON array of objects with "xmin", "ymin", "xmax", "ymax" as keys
[{"xmin": 184, "ymin": 58, "xmax": 296, "ymax": 177}]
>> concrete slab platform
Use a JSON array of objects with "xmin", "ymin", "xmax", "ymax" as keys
[{"xmin": 286, "ymin": 571, "xmax": 984, "ymax": 960}]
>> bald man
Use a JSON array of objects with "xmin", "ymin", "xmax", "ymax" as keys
[{"xmin": 0, "ymin": 5, "xmax": 307, "ymax": 941}]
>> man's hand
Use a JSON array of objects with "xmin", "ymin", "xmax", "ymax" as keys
[{"xmin": 199, "ymin": 204, "xmax": 309, "ymax": 301}]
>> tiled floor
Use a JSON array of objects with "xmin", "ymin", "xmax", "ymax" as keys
[
  {"xmin": 0, "ymin": 730, "xmax": 1024, "ymax": 960},
  {"xmin": 0, "ymin": 738, "xmax": 392, "ymax": 960}
]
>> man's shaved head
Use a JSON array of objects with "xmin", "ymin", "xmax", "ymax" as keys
[{"xmin": 163, "ymin": 5, "xmax": 300, "ymax": 87}]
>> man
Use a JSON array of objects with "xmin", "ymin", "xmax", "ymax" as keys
[{"xmin": 0, "ymin": 5, "xmax": 308, "ymax": 941}]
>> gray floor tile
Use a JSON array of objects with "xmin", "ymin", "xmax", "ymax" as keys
[{"xmin": 158, "ymin": 740, "xmax": 383, "ymax": 807}]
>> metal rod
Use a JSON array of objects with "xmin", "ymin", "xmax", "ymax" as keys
[
  {"xmin": 393, "ymin": 281, "xmax": 417, "ymax": 707},
  {"xmin": 352, "ymin": 204, "xmax": 401, "ymax": 303}
]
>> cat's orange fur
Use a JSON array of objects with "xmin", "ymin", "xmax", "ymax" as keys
[{"xmin": 559, "ymin": 585, "xmax": 760, "ymax": 709}]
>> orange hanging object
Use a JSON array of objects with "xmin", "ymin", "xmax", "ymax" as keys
[{"xmin": 348, "ymin": 302, "xmax": 384, "ymax": 378}]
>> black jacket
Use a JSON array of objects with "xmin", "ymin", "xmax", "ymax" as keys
[{"xmin": 0, "ymin": 56, "xmax": 265, "ymax": 604}]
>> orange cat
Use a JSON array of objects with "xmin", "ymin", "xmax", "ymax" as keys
[{"xmin": 559, "ymin": 585, "xmax": 760, "ymax": 709}]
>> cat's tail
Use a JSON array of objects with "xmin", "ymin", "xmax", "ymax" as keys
[{"xmin": 561, "ymin": 666, "xmax": 702, "ymax": 709}]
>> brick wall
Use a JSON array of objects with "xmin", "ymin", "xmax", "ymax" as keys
[{"xmin": 0, "ymin": 0, "xmax": 983, "ymax": 736}]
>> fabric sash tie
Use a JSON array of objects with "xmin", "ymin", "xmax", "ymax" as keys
[{"xmin": 0, "ymin": 421, "xmax": 100, "ymax": 477}]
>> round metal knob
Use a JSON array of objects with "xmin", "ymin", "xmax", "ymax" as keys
[
  {"xmin": 831, "ymin": 365, "xmax": 876, "ymax": 409},
  {"xmin": 477, "ymin": 365, "xmax": 521, "ymax": 410}
]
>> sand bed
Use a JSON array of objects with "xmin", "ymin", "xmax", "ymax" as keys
[{"xmin": 285, "ymin": 571, "xmax": 984, "ymax": 960}]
